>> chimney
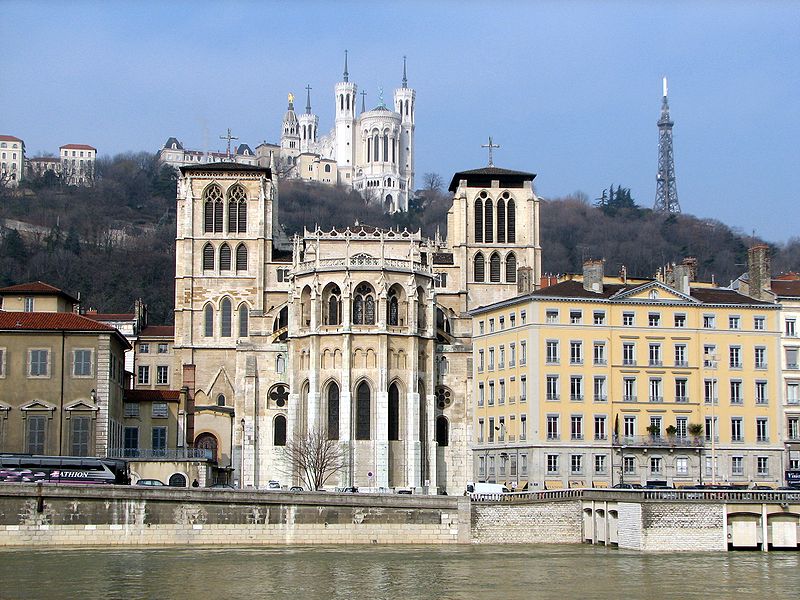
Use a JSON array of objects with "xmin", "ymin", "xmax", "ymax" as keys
[
  {"xmin": 671, "ymin": 257, "xmax": 696, "ymax": 296},
  {"xmin": 583, "ymin": 259, "xmax": 604, "ymax": 294},
  {"xmin": 747, "ymin": 244, "xmax": 770, "ymax": 300}
]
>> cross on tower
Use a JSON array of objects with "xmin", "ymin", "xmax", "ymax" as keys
[
  {"xmin": 481, "ymin": 136, "xmax": 500, "ymax": 167},
  {"xmin": 360, "ymin": 90, "xmax": 367, "ymax": 113},
  {"xmin": 305, "ymin": 84, "xmax": 312, "ymax": 114},
  {"xmin": 219, "ymin": 128, "xmax": 239, "ymax": 161}
]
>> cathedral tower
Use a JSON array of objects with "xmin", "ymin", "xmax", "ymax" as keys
[
  {"xmin": 393, "ymin": 56, "xmax": 415, "ymax": 207},
  {"xmin": 298, "ymin": 85, "xmax": 319, "ymax": 154},
  {"xmin": 334, "ymin": 50, "xmax": 357, "ymax": 183}
]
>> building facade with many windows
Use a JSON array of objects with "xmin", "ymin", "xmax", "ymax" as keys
[
  {"xmin": 0, "ymin": 134, "xmax": 25, "ymax": 187},
  {"xmin": 471, "ymin": 261, "xmax": 784, "ymax": 489}
]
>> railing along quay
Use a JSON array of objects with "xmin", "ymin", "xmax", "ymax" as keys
[{"xmin": 470, "ymin": 488, "xmax": 800, "ymax": 503}]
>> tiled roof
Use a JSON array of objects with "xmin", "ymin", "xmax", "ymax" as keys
[
  {"xmin": 179, "ymin": 162, "xmax": 270, "ymax": 175},
  {"xmin": 689, "ymin": 287, "xmax": 773, "ymax": 305},
  {"xmin": 60, "ymin": 144, "xmax": 96, "ymax": 151},
  {"xmin": 530, "ymin": 279, "xmax": 629, "ymax": 299},
  {"xmin": 124, "ymin": 389, "xmax": 181, "ymax": 402},
  {"xmin": 0, "ymin": 281, "xmax": 78, "ymax": 302},
  {"xmin": 140, "ymin": 325, "xmax": 174, "ymax": 337},
  {"xmin": 772, "ymin": 280, "xmax": 800, "ymax": 298},
  {"xmin": 0, "ymin": 135, "xmax": 23, "ymax": 142},
  {"xmin": 0, "ymin": 311, "xmax": 114, "ymax": 332},
  {"xmin": 448, "ymin": 166, "xmax": 536, "ymax": 192}
]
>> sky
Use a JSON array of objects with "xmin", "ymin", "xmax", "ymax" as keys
[{"xmin": 2, "ymin": 0, "xmax": 798, "ymax": 242}]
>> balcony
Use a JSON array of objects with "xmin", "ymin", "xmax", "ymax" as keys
[
  {"xmin": 675, "ymin": 396, "xmax": 688, "ymax": 403},
  {"xmin": 594, "ymin": 359, "xmax": 607, "ymax": 366},
  {"xmin": 674, "ymin": 361, "xmax": 689, "ymax": 368},
  {"xmin": 108, "ymin": 448, "xmax": 214, "ymax": 461},
  {"xmin": 593, "ymin": 394, "xmax": 607, "ymax": 402},
  {"xmin": 649, "ymin": 360, "xmax": 663, "ymax": 367},
  {"xmin": 623, "ymin": 359, "xmax": 636, "ymax": 366},
  {"xmin": 570, "ymin": 394, "xmax": 584, "ymax": 402},
  {"xmin": 787, "ymin": 363, "xmax": 799, "ymax": 370},
  {"xmin": 623, "ymin": 395, "xmax": 637, "ymax": 402},
  {"xmin": 612, "ymin": 434, "xmax": 704, "ymax": 448},
  {"xmin": 649, "ymin": 396, "xmax": 664, "ymax": 403}
]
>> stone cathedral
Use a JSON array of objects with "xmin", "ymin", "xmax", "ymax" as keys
[{"xmin": 173, "ymin": 160, "xmax": 541, "ymax": 493}]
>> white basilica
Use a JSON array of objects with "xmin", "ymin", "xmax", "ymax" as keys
[{"xmin": 172, "ymin": 158, "xmax": 541, "ymax": 493}]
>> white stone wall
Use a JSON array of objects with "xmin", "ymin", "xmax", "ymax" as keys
[{"xmin": 471, "ymin": 501, "xmax": 583, "ymax": 544}]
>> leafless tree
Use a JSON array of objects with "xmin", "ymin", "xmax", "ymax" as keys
[
  {"xmin": 282, "ymin": 427, "xmax": 348, "ymax": 490},
  {"xmin": 423, "ymin": 172, "xmax": 443, "ymax": 192}
]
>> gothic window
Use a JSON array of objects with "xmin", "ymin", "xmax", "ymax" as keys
[
  {"xmin": 353, "ymin": 284, "xmax": 375, "ymax": 325},
  {"xmin": 220, "ymin": 298, "xmax": 232, "ymax": 337},
  {"xmin": 340, "ymin": 94, "xmax": 344, "ymax": 111},
  {"xmin": 474, "ymin": 199, "xmax": 483, "ymax": 243},
  {"xmin": 269, "ymin": 384, "xmax": 289, "ymax": 409},
  {"xmin": 325, "ymin": 284, "xmax": 341, "ymax": 326},
  {"xmin": 202, "ymin": 243, "xmax": 214, "ymax": 271},
  {"xmin": 273, "ymin": 415, "xmax": 287, "ymax": 446},
  {"xmin": 490, "ymin": 252, "xmax": 501, "ymax": 282},
  {"xmin": 436, "ymin": 307, "xmax": 451, "ymax": 343},
  {"xmin": 484, "ymin": 199, "xmax": 494, "ymax": 243},
  {"xmin": 373, "ymin": 134, "xmax": 379, "ymax": 162},
  {"xmin": 346, "ymin": 94, "xmax": 350, "ymax": 110},
  {"xmin": 388, "ymin": 293, "xmax": 399, "ymax": 326},
  {"xmin": 227, "ymin": 185, "xmax": 247, "ymax": 233},
  {"xmin": 417, "ymin": 287, "xmax": 427, "ymax": 330},
  {"xmin": 276, "ymin": 354, "xmax": 285, "ymax": 373},
  {"xmin": 204, "ymin": 305, "xmax": 213, "ymax": 337},
  {"xmin": 383, "ymin": 134, "xmax": 389, "ymax": 161},
  {"xmin": 327, "ymin": 383, "xmax": 340, "ymax": 440},
  {"xmin": 238, "ymin": 304, "xmax": 249, "ymax": 337},
  {"xmin": 506, "ymin": 252, "xmax": 517, "ymax": 283},
  {"xmin": 356, "ymin": 381, "xmax": 370, "ymax": 440},
  {"xmin": 236, "ymin": 243, "xmax": 247, "ymax": 271},
  {"xmin": 216, "ymin": 394, "xmax": 226, "ymax": 407},
  {"xmin": 219, "ymin": 244, "xmax": 231, "ymax": 271},
  {"xmin": 324, "ymin": 164, "xmax": 331, "ymax": 173},
  {"xmin": 506, "ymin": 197, "xmax": 516, "ymax": 243},
  {"xmin": 273, "ymin": 306, "xmax": 288, "ymax": 341},
  {"xmin": 203, "ymin": 184, "xmax": 223, "ymax": 233},
  {"xmin": 474, "ymin": 253, "xmax": 485, "ymax": 282},
  {"xmin": 435, "ymin": 386, "xmax": 453, "ymax": 409},
  {"xmin": 436, "ymin": 416, "xmax": 449, "ymax": 447},
  {"xmin": 388, "ymin": 383, "xmax": 400, "ymax": 441},
  {"xmin": 497, "ymin": 199, "xmax": 506, "ymax": 243},
  {"xmin": 366, "ymin": 137, "xmax": 371, "ymax": 163}
]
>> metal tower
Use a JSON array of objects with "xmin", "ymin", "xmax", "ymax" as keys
[{"xmin": 654, "ymin": 77, "xmax": 680, "ymax": 213}]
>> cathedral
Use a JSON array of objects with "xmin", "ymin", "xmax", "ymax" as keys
[
  {"xmin": 172, "ymin": 157, "xmax": 541, "ymax": 493},
  {"xmin": 273, "ymin": 52, "xmax": 416, "ymax": 213}
]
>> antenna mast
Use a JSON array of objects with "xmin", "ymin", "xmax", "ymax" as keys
[{"xmin": 654, "ymin": 77, "xmax": 681, "ymax": 213}]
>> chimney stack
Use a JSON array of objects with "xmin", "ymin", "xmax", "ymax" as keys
[
  {"xmin": 583, "ymin": 259, "xmax": 604, "ymax": 294},
  {"xmin": 671, "ymin": 257, "xmax": 696, "ymax": 295},
  {"xmin": 747, "ymin": 244, "xmax": 770, "ymax": 300}
]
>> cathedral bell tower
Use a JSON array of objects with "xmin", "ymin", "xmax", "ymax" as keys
[
  {"xmin": 393, "ymin": 56, "xmax": 415, "ymax": 206},
  {"xmin": 334, "ymin": 50, "xmax": 357, "ymax": 183}
]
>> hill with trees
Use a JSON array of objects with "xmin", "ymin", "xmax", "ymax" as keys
[{"xmin": 1, "ymin": 152, "xmax": 797, "ymax": 324}]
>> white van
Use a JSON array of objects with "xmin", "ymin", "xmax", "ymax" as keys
[{"xmin": 466, "ymin": 482, "xmax": 509, "ymax": 495}]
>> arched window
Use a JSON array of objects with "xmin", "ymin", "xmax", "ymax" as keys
[
  {"xmin": 497, "ymin": 199, "xmax": 506, "ymax": 243},
  {"xmin": 204, "ymin": 305, "xmax": 213, "ymax": 337},
  {"xmin": 202, "ymin": 243, "xmax": 214, "ymax": 271},
  {"xmin": 436, "ymin": 416, "xmax": 449, "ymax": 447},
  {"xmin": 388, "ymin": 292, "xmax": 399, "ymax": 326},
  {"xmin": 484, "ymin": 200, "xmax": 494, "ymax": 243},
  {"xmin": 383, "ymin": 134, "xmax": 389, "ymax": 161},
  {"xmin": 373, "ymin": 134, "xmax": 379, "ymax": 162},
  {"xmin": 269, "ymin": 384, "xmax": 289, "ymax": 408},
  {"xmin": 490, "ymin": 252, "xmax": 501, "ymax": 282},
  {"xmin": 220, "ymin": 298, "xmax": 232, "ymax": 337},
  {"xmin": 340, "ymin": 94, "xmax": 344, "ymax": 111},
  {"xmin": 325, "ymin": 284, "xmax": 341, "ymax": 325},
  {"xmin": 216, "ymin": 394, "xmax": 226, "ymax": 407},
  {"xmin": 327, "ymin": 383, "xmax": 339, "ymax": 440},
  {"xmin": 219, "ymin": 244, "xmax": 231, "ymax": 271},
  {"xmin": 227, "ymin": 185, "xmax": 247, "ymax": 233},
  {"xmin": 474, "ymin": 253, "xmax": 485, "ymax": 282},
  {"xmin": 388, "ymin": 383, "xmax": 400, "ymax": 441},
  {"xmin": 168, "ymin": 473, "xmax": 187, "ymax": 487},
  {"xmin": 324, "ymin": 164, "xmax": 331, "ymax": 173},
  {"xmin": 417, "ymin": 287, "xmax": 427, "ymax": 330},
  {"xmin": 506, "ymin": 252, "xmax": 517, "ymax": 283},
  {"xmin": 273, "ymin": 306, "xmax": 288, "ymax": 341},
  {"xmin": 203, "ymin": 184, "xmax": 223, "ymax": 233},
  {"xmin": 356, "ymin": 381, "xmax": 370, "ymax": 440},
  {"xmin": 273, "ymin": 415, "xmax": 287, "ymax": 446},
  {"xmin": 474, "ymin": 199, "xmax": 483, "ymax": 243},
  {"xmin": 195, "ymin": 432, "xmax": 218, "ymax": 461},
  {"xmin": 353, "ymin": 284, "xmax": 375, "ymax": 325},
  {"xmin": 346, "ymin": 94, "xmax": 350, "ymax": 110},
  {"xmin": 366, "ymin": 137, "xmax": 371, "ymax": 163},
  {"xmin": 236, "ymin": 244, "xmax": 247, "ymax": 271},
  {"xmin": 238, "ymin": 305, "xmax": 249, "ymax": 337},
  {"xmin": 276, "ymin": 354, "xmax": 285, "ymax": 373},
  {"xmin": 507, "ymin": 198, "xmax": 516, "ymax": 243}
]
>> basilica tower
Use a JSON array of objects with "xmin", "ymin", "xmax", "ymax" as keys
[
  {"xmin": 393, "ymin": 56, "xmax": 415, "ymax": 206},
  {"xmin": 298, "ymin": 85, "xmax": 319, "ymax": 154},
  {"xmin": 334, "ymin": 50, "xmax": 357, "ymax": 183},
  {"xmin": 280, "ymin": 94, "xmax": 301, "ymax": 173}
]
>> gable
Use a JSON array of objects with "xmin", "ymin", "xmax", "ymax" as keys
[
  {"xmin": 611, "ymin": 281, "xmax": 697, "ymax": 304},
  {"xmin": 20, "ymin": 399, "xmax": 57, "ymax": 411}
]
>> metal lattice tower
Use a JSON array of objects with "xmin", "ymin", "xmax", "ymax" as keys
[{"xmin": 654, "ymin": 77, "xmax": 680, "ymax": 213}]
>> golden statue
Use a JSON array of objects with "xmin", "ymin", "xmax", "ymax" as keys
[{"xmin": 288, "ymin": 92, "xmax": 294, "ymax": 104}]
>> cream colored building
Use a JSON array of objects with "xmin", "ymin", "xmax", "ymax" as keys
[
  {"xmin": 0, "ymin": 135, "xmax": 25, "ymax": 187},
  {"xmin": 166, "ymin": 160, "xmax": 541, "ymax": 492},
  {"xmin": 471, "ymin": 260, "xmax": 784, "ymax": 489},
  {"xmin": 60, "ymin": 143, "xmax": 97, "ymax": 186}
]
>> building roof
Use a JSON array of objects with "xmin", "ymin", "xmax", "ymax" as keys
[
  {"xmin": 0, "ymin": 135, "xmax": 23, "ymax": 142},
  {"xmin": 140, "ymin": 325, "xmax": 174, "ymax": 337},
  {"xmin": 0, "ymin": 312, "xmax": 130, "ymax": 348},
  {"xmin": 84, "ymin": 312, "xmax": 136, "ymax": 322},
  {"xmin": 689, "ymin": 286, "xmax": 773, "ymax": 305},
  {"xmin": 0, "ymin": 281, "xmax": 79, "ymax": 303},
  {"xmin": 179, "ymin": 162, "xmax": 271, "ymax": 176},
  {"xmin": 236, "ymin": 143, "xmax": 253, "ymax": 155},
  {"xmin": 124, "ymin": 389, "xmax": 181, "ymax": 403},
  {"xmin": 771, "ymin": 280, "xmax": 800, "ymax": 298},
  {"xmin": 448, "ymin": 166, "xmax": 536, "ymax": 192},
  {"xmin": 60, "ymin": 144, "xmax": 97, "ymax": 151},
  {"xmin": 28, "ymin": 156, "xmax": 60, "ymax": 163},
  {"xmin": 163, "ymin": 137, "xmax": 184, "ymax": 150}
]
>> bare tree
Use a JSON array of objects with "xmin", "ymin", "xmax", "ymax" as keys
[
  {"xmin": 423, "ymin": 172, "xmax": 443, "ymax": 192},
  {"xmin": 282, "ymin": 427, "xmax": 348, "ymax": 490}
]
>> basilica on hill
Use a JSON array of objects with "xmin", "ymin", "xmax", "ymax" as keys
[{"xmin": 172, "ymin": 157, "xmax": 541, "ymax": 493}]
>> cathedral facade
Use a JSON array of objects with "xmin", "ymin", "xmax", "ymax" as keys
[
  {"xmin": 274, "ymin": 54, "xmax": 415, "ymax": 213},
  {"xmin": 172, "ymin": 159, "xmax": 540, "ymax": 493}
]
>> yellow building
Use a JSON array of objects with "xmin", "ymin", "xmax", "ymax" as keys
[{"xmin": 471, "ymin": 260, "xmax": 783, "ymax": 489}]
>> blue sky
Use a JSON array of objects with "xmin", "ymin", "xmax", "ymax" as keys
[{"xmin": 2, "ymin": 1, "xmax": 798, "ymax": 241}]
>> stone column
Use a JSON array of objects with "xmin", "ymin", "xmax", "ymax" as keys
[
  {"xmin": 425, "ymin": 339, "xmax": 437, "ymax": 492},
  {"xmin": 339, "ymin": 334, "xmax": 353, "ymax": 486},
  {"xmin": 307, "ymin": 334, "xmax": 320, "ymax": 433},
  {"xmin": 244, "ymin": 355, "xmax": 259, "ymax": 487},
  {"xmin": 375, "ymin": 336, "xmax": 389, "ymax": 489},
  {"xmin": 406, "ymin": 336, "xmax": 421, "ymax": 487}
]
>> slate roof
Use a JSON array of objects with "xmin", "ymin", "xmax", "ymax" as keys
[
  {"xmin": 0, "ymin": 281, "xmax": 78, "ymax": 302},
  {"xmin": 124, "ymin": 389, "xmax": 181, "ymax": 403},
  {"xmin": 448, "ymin": 166, "xmax": 536, "ymax": 192},
  {"xmin": 179, "ymin": 162, "xmax": 271, "ymax": 175},
  {"xmin": 164, "ymin": 137, "xmax": 184, "ymax": 150},
  {"xmin": 689, "ymin": 287, "xmax": 773, "ymax": 306}
]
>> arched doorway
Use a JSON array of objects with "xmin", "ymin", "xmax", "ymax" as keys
[{"xmin": 195, "ymin": 432, "xmax": 219, "ymax": 462}]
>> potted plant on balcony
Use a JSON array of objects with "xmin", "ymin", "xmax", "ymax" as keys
[
  {"xmin": 665, "ymin": 425, "xmax": 677, "ymax": 446},
  {"xmin": 646, "ymin": 424, "xmax": 661, "ymax": 439},
  {"xmin": 688, "ymin": 423, "xmax": 704, "ymax": 441}
]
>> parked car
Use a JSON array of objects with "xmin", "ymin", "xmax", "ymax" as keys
[
  {"xmin": 267, "ymin": 480, "xmax": 281, "ymax": 490},
  {"xmin": 397, "ymin": 488, "xmax": 413, "ymax": 495},
  {"xmin": 135, "ymin": 479, "xmax": 166, "ymax": 487},
  {"xmin": 342, "ymin": 486, "xmax": 358, "ymax": 493},
  {"xmin": 289, "ymin": 486, "xmax": 303, "ymax": 492},
  {"xmin": 612, "ymin": 483, "xmax": 643, "ymax": 489}
]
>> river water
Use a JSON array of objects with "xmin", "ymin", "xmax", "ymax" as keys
[{"xmin": 0, "ymin": 545, "xmax": 797, "ymax": 600}]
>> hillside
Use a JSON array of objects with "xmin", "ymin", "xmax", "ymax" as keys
[{"xmin": 1, "ymin": 152, "xmax": 798, "ymax": 324}]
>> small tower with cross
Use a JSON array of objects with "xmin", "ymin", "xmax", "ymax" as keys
[
  {"xmin": 298, "ymin": 84, "xmax": 319, "ymax": 154},
  {"xmin": 394, "ymin": 55, "xmax": 416, "ymax": 206},
  {"xmin": 335, "ymin": 49, "xmax": 357, "ymax": 181}
]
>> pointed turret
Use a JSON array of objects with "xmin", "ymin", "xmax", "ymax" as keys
[
  {"xmin": 299, "ymin": 85, "xmax": 319, "ymax": 153},
  {"xmin": 305, "ymin": 84, "xmax": 312, "ymax": 114},
  {"xmin": 402, "ymin": 55, "xmax": 408, "ymax": 88},
  {"xmin": 343, "ymin": 49, "xmax": 349, "ymax": 82},
  {"xmin": 334, "ymin": 50, "xmax": 357, "ymax": 173}
]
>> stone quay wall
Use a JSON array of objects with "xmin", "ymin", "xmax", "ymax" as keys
[
  {"xmin": 618, "ymin": 502, "xmax": 726, "ymax": 552},
  {"xmin": 471, "ymin": 499, "xmax": 583, "ymax": 544},
  {"xmin": 0, "ymin": 484, "xmax": 471, "ymax": 547}
]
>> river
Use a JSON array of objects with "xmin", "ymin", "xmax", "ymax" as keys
[{"xmin": 0, "ymin": 545, "xmax": 797, "ymax": 599}]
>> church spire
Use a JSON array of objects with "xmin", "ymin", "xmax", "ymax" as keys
[
  {"xmin": 305, "ymin": 84, "xmax": 312, "ymax": 114},
  {"xmin": 343, "ymin": 49, "xmax": 349, "ymax": 82},
  {"xmin": 402, "ymin": 55, "xmax": 408, "ymax": 88}
]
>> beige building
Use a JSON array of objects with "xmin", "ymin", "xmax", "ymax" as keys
[
  {"xmin": 26, "ymin": 156, "xmax": 62, "ymax": 179},
  {"xmin": 60, "ymin": 143, "xmax": 96, "ymax": 186},
  {"xmin": 158, "ymin": 137, "xmax": 257, "ymax": 171},
  {"xmin": 0, "ymin": 134, "xmax": 25, "ymax": 187}
]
